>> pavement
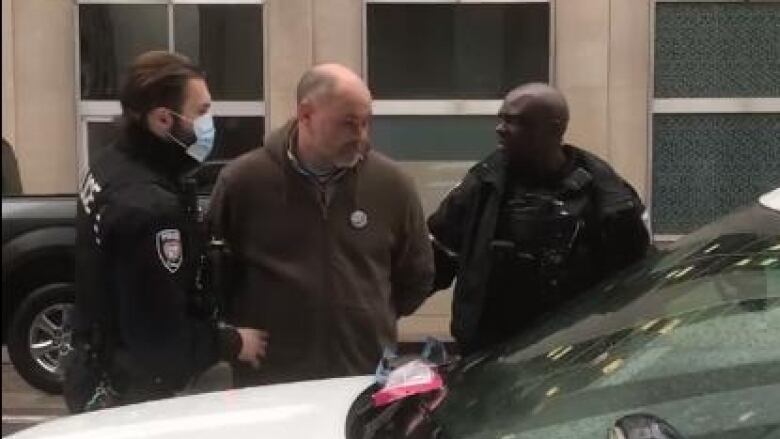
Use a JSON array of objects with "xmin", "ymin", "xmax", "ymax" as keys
[{"xmin": 2, "ymin": 347, "xmax": 67, "ymax": 437}]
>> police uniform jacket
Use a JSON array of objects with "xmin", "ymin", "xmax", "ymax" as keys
[
  {"xmin": 74, "ymin": 125, "xmax": 239, "ymax": 393},
  {"xmin": 428, "ymin": 146, "xmax": 650, "ymax": 352}
]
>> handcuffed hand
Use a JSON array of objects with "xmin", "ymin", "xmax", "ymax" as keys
[{"xmin": 236, "ymin": 327, "xmax": 269, "ymax": 369}]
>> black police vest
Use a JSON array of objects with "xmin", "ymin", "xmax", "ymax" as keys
[{"xmin": 490, "ymin": 167, "xmax": 597, "ymax": 297}]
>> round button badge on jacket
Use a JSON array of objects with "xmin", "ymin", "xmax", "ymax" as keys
[{"xmin": 350, "ymin": 209, "xmax": 368, "ymax": 229}]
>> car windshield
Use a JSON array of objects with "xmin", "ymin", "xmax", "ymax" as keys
[{"xmin": 355, "ymin": 202, "xmax": 780, "ymax": 439}]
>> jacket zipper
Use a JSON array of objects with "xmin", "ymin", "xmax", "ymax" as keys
[
  {"xmin": 317, "ymin": 185, "xmax": 329, "ymax": 220},
  {"xmin": 319, "ymin": 183, "xmax": 332, "ymax": 362}
]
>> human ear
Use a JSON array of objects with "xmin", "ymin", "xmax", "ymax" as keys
[{"xmin": 146, "ymin": 107, "xmax": 174, "ymax": 136}]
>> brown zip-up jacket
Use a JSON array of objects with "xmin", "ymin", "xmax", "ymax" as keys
[{"xmin": 208, "ymin": 120, "xmax": 434, "ymax": 385}]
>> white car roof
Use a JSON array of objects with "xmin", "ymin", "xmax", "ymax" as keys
[
  {"xmin": 12, "ymin": 376, "xmax": 374, "ymax": 439},
  {"xmin": 759, "ymin": 187, "xmax": 780, "ymax": 212}
]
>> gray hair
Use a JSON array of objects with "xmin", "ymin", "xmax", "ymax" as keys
[{"xmin": 296, "ymin": 69, "xmax": 338, "ymax": 104}]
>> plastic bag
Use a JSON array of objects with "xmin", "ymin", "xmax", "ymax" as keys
[
  {"xmin": 372, "ymin": 359, "xmax": 444, "ymax": 407},
  {"xmin": 371, "ymin": 337, "xmax": 448, "ymax": 407}
]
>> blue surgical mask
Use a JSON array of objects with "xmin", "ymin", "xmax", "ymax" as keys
[{"xmin": 168, "ymin": 112, "xmax": 216, "ymax": 163}]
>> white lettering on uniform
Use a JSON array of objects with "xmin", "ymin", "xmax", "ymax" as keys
[{"xmin": 79, "ymin": 173, "xmax": 102, "ymax": 215}]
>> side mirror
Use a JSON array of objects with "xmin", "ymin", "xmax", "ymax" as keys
[{"xmin": 608, "ymin": 413, "xmax": 685, "ymax": 439}]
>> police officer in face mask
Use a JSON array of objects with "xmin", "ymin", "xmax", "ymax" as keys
[
  {"xmin": 66, "ymin": 51, "xmax": 268, "ymax": 412},
  {"xmin": 429, "ymin": 83, "xmax": 650, "ymax": 355}
]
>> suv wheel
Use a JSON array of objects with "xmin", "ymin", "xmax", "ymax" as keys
[{"xmin": 8, "ymin": 283, "xmax": 75, "ymax": 394}]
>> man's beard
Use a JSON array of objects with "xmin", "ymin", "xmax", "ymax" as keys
[
  {"xmin": 333, "ymin": 142, "xmax": 368, "ymax": 168},
  {"xmin": 169, "ymin": 117, "xmax": 196, "ymax": 147},
  {"xmin": 334, "ymin": 153, "xmax": 361, "ymax": 169}
]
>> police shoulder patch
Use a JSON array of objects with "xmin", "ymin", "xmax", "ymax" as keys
[{"xmin": 156, "ymin": 229, "xmax": 183, "ymax": 273}]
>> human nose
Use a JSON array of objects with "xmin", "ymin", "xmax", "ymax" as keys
[
  {"xmin": 357, "ymin": 121, "xmax": 370, "ymax": 142},
  {"xmin": 496, "ymin": 119, "xmax": 507, "ymax": 136}
]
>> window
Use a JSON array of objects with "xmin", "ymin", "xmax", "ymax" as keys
[
  {"xmin": 652, "ymin": 113, "xmax": 779, "ymax": 233},
  {"xmin": 79, "ymin": 4, "xmax": 169, "ymax": 100},
  {"xmin": 652, "ymin": 2, "xmax": 780, "ymax": 237},
  {"xmin": 365, "ymin": 0, "xmax": 552, "ymax": 214},
  {"xmin": 85, "ymin": 119, "xmax": 121, "ymax": 161},
  {"xmin": 372, "ymin": 115, "xmax": 497, "ymax": 161},
  {"xmin": 76, "ymin": 0, "xmax": 265, "ymax": 177},
  {"xmin": 654, "ymin": 2, "xmax": 779, "ymax": 98},
  {"xmin": 174, "ymin": 4, "xmax": 263, "ymax": 100},
  {"xmin": 367, "ymin": 2, "xmax": 549, "ymax": 100}
]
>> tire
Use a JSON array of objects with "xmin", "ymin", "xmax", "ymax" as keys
[{"xmin": 8, "ymin": 283, "xmax": 75, "ymax": 394}]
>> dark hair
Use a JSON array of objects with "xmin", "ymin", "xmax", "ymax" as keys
[{"xmin": 119, "ymin": 50, "xmax": 204, "ymax": 125}]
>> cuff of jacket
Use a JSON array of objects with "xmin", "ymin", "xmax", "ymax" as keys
[{"xmin": 217, "ymin": 323, "xmax": 242, "ymax": 361}]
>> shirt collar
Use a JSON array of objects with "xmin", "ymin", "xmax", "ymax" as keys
[{"xmin": 285, "ymin": 127, "xmax": 347, "ymax": 186}]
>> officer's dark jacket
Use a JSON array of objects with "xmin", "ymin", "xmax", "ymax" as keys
[
  {"xmin": 428, "ymin": 145, "xmax": 650, "ymax": 350},
  {"xmin": 74, "ymin": 125, "xmax": 236, "ymax": 392}
]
